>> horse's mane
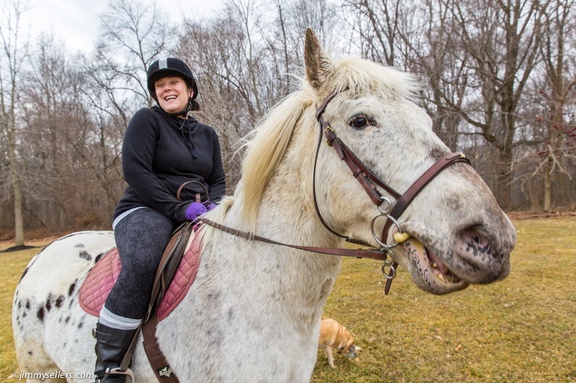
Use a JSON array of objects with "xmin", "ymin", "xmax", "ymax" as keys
[
  {"xmin": 238, "ymin": 91, "xmax": 310, "ymax": 232},
  {"xmin": 238, "ymin": 56, "xmax": 421, "ymax": 232}
]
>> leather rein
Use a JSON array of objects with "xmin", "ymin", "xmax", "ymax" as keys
[{"xmin": 201, "ymin": 89, "xmax": 470, "ymax": 294}]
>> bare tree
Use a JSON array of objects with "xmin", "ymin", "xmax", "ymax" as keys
[
  {"xmin": 175, "ymin": 12, "xmax": 266, "ymax": 189},
  {"xmin": 535, "ymin": 0, "xmax": 576, "ymax": 210},
  {"xmin": 95, "ymin": 0, "xmax": 176, "ymax": 105},
  {"xmin": 415, "ymin": 0, "xmax": 548, "ymax": 210},
  {"xmin": 343, "ymin": 0, "xmax": 402, "ymax": 65},
  {"xmin": 390, "ymin": 0, "xmax": 470, "ymax": 150},
  {"xmin": 0, "ymin": 0, "xmax": 31, "ymax": 246}
]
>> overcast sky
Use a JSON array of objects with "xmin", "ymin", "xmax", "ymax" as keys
[{"xmin": 23, "ymin": 0, "xmax": 223, "ymax": 54}]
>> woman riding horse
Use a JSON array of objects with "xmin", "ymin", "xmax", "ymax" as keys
[{"xmin": 93, "ymin": 58, "xmax": 226, "ymax": 382}]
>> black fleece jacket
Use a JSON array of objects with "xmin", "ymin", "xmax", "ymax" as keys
[{"xmin": 113, "ymin": 106, "xmax": 226, "ymax": 223}]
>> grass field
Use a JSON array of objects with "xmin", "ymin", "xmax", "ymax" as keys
[{"xmin": 1, "ymin": 216, "xmax": 575, "ymax": 382}]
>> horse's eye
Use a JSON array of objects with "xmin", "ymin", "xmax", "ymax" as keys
[{"xmin": 349, "ymin": 116, "xmax": 370, "ymax": 130}]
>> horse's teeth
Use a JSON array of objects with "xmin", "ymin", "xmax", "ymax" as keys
[
  {"xmin": 437, "ymin": 273, "xmax": 446, "ymax": 282},
  {"xmin": 432, "ymin": 262, "xmax": 438, "ymax": 269}
]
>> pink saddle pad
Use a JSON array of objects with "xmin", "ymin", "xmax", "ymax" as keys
[{"xmin": 79, "ymin": 228, "xmax": 203, "ymax": 322}]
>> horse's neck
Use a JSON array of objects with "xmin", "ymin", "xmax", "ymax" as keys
[{"xmin": 222, "ymin": 165, "xmax": 345, "ymax": 291}]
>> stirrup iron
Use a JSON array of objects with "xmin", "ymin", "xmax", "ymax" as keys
[{"xmin": 103, "ymin": 367, "xmax": 135, "ymax": 383}]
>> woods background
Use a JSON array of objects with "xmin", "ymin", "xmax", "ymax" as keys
[{"xmin": 1, "ymin": 0, "xmax": 575, "ymax": 244}]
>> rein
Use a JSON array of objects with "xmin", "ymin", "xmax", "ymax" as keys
[
  {"xmin": 201, "ymin": 89, "xmax": 470, "ymax": 295},
  {"xmin": 199, "ymin": 218, "xmax": 389, "ymax": 261}
]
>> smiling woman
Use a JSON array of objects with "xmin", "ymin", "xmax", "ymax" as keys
[
  {"xmin": 72, "ymin": 56, "xmax": 227, "ymax": 382},
  {"xmin": 155, "ymin": 77, "xmax": 192, "ymax": 114}
]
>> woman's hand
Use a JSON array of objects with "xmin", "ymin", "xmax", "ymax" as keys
[
  {"xmin": 203, "ymin": 201, "xmax": 217, "ymax": 211},
  {"xmin": 185, "ymin": 202, "xmax": 208, "ymax": 221}
]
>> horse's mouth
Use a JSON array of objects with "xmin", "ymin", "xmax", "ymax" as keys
[
  {"xmin": 427, "ymin": 246, "xmax": 461, "ymax": 283},
  {"xmin": 394, "ymin": 232, "xmax": 468, "ymax": 294}
]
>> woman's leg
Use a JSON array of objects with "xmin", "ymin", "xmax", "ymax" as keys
[{"xmin": 94, "ymin": 208, "xmax": 175, "ymax": 382}]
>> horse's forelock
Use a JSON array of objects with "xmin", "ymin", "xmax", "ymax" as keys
[{"xmin": 327, "ymin": 56, "xmax": 422, "ymax": 101}]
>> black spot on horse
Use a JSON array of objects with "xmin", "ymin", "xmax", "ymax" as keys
[
  {"xmin": 45, "ymin": 294, "xmax": 54, "ymax": 311},
  {"xmin": 55, "ymin": 295, "xmax": 65, "ymax": 308},
  {"xmin": 28, "ymin": 350, "xmax": 33, "ymax": 355},
  {"xmin": 25, "ymin": 300, "xmax": 31, "ymax": 310},
  {"xmin": 95, "ymin": 253, "xmax": 104, "ymax": 263},
  {"xmin": 78, "ymin": 321, "xmax": 83, "ymax": 329},
  {"xmin": 37, "ymin": 307, "xmax": 44, "ymax": 321},
  {"xmin": 68, "ymin": 281, "xmax": 77, "ymax": 296},
  {"xmin": 79, "ymin": 250, "xmax": 92, "ymax": 261}
]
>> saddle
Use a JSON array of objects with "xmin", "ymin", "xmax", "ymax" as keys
[{"xmin": 79, "ymin": 221, "xmax": 204, "ymax": 382}]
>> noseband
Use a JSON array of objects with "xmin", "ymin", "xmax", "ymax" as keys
[
  {"xmin": 201, "ymin": 89, "xmax": 470, "ymax": 295},
  {"xmin": 313, "ymin": 90, "xmax": 470, "ymax": 294}
]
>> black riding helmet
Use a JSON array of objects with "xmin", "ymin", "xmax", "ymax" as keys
[{"xmin": 147, "ymin": 58, "xmax": 199, "ymax": 111}]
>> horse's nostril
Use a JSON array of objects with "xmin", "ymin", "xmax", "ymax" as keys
[{"xmin": 458, "ymin": 226, "xmax": 496, "ymax": 259}]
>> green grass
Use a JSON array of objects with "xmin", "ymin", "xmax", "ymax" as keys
[
  {"xmin": 313, "ymin": 216, "xmax": 576, "ymax": 382},
  {"xmin": 2, "ymin": 217, "xmax": 575, "ymax": 382},
  {"xmin": 0, "ymin": 246, "xmax": 39, "ymax": 382}
]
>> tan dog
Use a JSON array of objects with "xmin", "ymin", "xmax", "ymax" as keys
[{"xmin": 318, "ymin": 318, "xmax": 356, "ymax": 368}]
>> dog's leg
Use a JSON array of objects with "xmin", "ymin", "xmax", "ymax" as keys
[{"xmin": 325, "ymin": 346, "xmax": 335, "ymax": 368}]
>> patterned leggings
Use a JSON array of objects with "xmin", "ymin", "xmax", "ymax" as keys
[{"xmin": 104, "ymin": 208, "xmax": 176, "ymax": 320}]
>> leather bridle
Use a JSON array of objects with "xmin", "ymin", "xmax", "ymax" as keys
[
  {"xmin": 312, "ymin": 89, "xmax": 471, "ymax": 293},
  {"xmin": 201, "ymin": 89, "xmax": 470, "ymax": 294}
]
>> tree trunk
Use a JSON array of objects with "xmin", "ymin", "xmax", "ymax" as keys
[{"xmin": 543, "ymin": 157, "xmax": 552, "ymax": 211}]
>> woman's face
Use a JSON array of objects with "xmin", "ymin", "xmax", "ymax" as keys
[{"xmin": 155, "ymin": 76, "xmax": 193, "ymax": 114}]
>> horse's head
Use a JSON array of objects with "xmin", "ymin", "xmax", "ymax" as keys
[{"xmin": 302, "ymin": 29, "xmax": 515, "ymax": 294}]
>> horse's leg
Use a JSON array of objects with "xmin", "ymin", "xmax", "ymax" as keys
[{"xmin": 12, "ymin": 291, "xmax": 67, "ymax": 383}]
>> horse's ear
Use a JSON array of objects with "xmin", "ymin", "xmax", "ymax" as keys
[{"xmin": 304, "ymin": 28, "xmax": 333, "ymax": 91}]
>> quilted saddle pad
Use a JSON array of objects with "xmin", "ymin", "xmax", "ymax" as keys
[{"xmin": 79, "ymin": 227, "xmax": 203, "ymax": 322}]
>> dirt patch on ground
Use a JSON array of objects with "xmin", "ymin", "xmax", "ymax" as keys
[
  {"xmin": 506, "ymin": 208, "xmax": 576, "ymax": 220},
  {"xmin": 0, "ymin": 228, "xmax": 74, "ymax": 251}
]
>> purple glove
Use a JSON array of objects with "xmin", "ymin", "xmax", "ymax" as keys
[
  {"xmin": 203, "ymin": 201, "xmax": 217, "ymax": 211},
  {"xmin": 185, "ymin": 202, "xmax": 208, "ymax": 221}
]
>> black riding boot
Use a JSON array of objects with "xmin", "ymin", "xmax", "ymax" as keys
[{"xmin": 93, "ymin": 322, "xmax": 137, "ymax": 383}]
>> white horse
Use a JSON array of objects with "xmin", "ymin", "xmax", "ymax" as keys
[{"xmin": 12, "ymin": 29, "xmax": 516, "ymax": 383}]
